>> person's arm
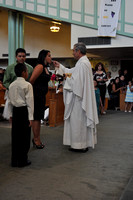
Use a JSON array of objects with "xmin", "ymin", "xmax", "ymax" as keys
[
  {"xmin": 0, "ymin": 82, "xmax": 6, "ymax": 90},
  {"xmin": 112, "ymin": 84, "xmax": 123, "ymax": 93},
  {"xmin": 94, "ymin": 72, "xmax": 104, "ymax": 82},
  {"xmin": 103, "ymin": 73, "xmax": 108, "ymax": 82},
  {"xmin": 53, "ymin": 61, "xmax": 66, "ymax": 75},
  {"xmin": 129, "ymin": 85, "xmax": 133, "ymax": 92},
  {"xmin": 7, "ymin": 92, "xmax": 13, "ymax": 123},
  {"xmin": 25, "ymin": 83, "xmax": 34, "ymax": 122},
  {"xmin": 112, "ymin": 84, "xmax": 117, "ymax": 92},
  {"xmin": 29, "ymin": 64, "xmax": 43, "ymax": 85},
  {"xmin": 3, "ymin": 67, "xmax": 11, "ymax": 89},
  {"xmin": 96, "ymin": 78, "xmax": 103, "ymax": 82},
  {"xmin": 29, "ymin": 120, "xmax": 33, "ymax": 127},
  {"xmin": 53, "ymin": 61, "xmax": 74, "ymax": 75}
]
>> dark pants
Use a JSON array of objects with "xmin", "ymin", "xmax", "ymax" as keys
[
  {"xmin": 11, "ymin": 106, "xmax": 31, "ymax": 166},
  {"xmin": 108, "ymin": 95, "xmax": 120, "ymax": 110},
  {"xmin": 98, "ymin": 84, "xmax": 106, "ymax": 106}
]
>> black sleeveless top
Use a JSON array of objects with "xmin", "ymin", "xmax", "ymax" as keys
[
  {"xmin": 33, "ymin": 65, "xmax": 50, "ymax": 94},
  {"xmin": 33, "ymin": 65, "xmax": 51, "ymax": 120}
]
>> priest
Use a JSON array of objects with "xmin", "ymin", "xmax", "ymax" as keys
[{"xmin": 54, "ymin": 42, "xmax": 99, "ymax": 152}]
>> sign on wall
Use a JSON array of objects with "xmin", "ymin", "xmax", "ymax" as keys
[{"xmin": 98, "ymin": 0, "xmax": 121, "ymax": 37}]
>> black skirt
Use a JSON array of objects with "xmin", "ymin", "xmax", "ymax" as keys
[{"xmin": 33, "ymin": 87, "xmax": 47, "ymax": 120}]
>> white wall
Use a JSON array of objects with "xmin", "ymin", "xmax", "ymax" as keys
[
  {"xmin": 0, "ymin": 9, "xmax": 72, "ymax": 60},
  {"xmin": 71, "ymin": 24, "xmax": 133, "ymax": 49},
  {"xmin": 24, "ymin": 17, "xmax": 72, "ymax": 58},
  {"xmin": 0, "ymin": 10, "xmax": 8, "ymax": 58}
]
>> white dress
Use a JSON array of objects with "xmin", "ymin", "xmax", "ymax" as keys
[
  {"xmin": 125, "ymin": 85, "xmax": 133, "ymax": 102},
  {"xmin": 56, "ymin": 55, "xmax": 99, "ymax": 149}
]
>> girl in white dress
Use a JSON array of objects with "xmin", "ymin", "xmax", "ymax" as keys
[{"xmin": 125, "ymin": 81, "xmax": 133, "ymax": 112}]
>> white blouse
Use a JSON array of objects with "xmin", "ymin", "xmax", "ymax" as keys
[{"xmin": 8, "ymin": 77, "xmax": 34, "ymax": 120}]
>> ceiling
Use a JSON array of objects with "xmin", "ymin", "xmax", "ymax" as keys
[
  {"xmin": 24, "ymin": 14, "xmax": 133, "ymax": 61},
  {"xmin": 24, "ymin": 14, "xmax": 133, "ymax": 60},
  {"xmin": 86, "ymin": 46, "xmax": 133, "ymax": 60}
]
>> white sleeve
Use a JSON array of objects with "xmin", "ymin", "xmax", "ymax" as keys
[
  {"xmin": 25, "ymin": 84, "xmax": 34, "ymax": 120},
  {"xmin": 55, "ymin": 64, "xmax": 65, "ymax": 76},
  {"xmin": 55, "ymin": 64, "xmax": 74, "ymax": 75},
  {"xmin": 63, "ymin": 77, "xmax": 72, "ymax": 91},
  {"xmin": 7, "ymin": 95, "xmax": 13, "ymax": 118}
]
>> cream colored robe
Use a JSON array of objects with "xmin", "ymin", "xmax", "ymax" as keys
[{"xmin": 56, "ymin": 55, "xmax": 99, "ymax": 149}]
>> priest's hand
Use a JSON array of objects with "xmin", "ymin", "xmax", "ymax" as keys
[{"xmin": 52, "ymin": 60, "xmax": 60, "ymax": 68}]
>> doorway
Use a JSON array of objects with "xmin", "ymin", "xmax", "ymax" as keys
[{"xmin": 121, "ymin": 60, "xmax": 133, "ymax": 80}]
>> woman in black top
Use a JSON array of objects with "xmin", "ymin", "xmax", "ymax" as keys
[
  {"xmin": 111, "ymin": 77, "xmax": 123, "ymax": 109},
  {"xmin": 108, "ymin": 79, "xmax": 115, "ymax": 110},
  {"xmin": 94, "ymin": 62, "xmax": 107, "ymax": 114},
  {"xmin": 30, "ymin": 50, "xmax": 51, "ymax": 149}
]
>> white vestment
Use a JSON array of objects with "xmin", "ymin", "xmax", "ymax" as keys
[{"xmin": 56, "ymin": 55, "xmax": 99, "ymax": 149}]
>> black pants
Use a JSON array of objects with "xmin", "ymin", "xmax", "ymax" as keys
[
  {"xmin": 11, "ymin": 106, "xmax": 31, "ymax": 165},
  {"xmin": 109, "ymin": 95, "xmax": 119, "ymax": 109},
  {"xmin": 98, "ymin": 84, "xmax": 106, "ymax": 106}
]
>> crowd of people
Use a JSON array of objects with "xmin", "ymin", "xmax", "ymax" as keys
[
  {"xmin": 1, "ymin": 43, "xmax": 132, "ymax": 168},
  {"xmin": 1, "ymin": 43, "xmax": 98, "ymax": 168},
  {"xmin": 93, "ymin": 64, "xmax": 133, "ymax": 114}
]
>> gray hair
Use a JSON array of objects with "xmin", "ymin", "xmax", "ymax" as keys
[{"xmin": 74, "ymin": 42, "xmax": 87, "ymax": 55}]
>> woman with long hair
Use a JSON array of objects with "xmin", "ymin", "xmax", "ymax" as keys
[
  {"xmin": 111, "ymin": 77, "xmax": 123, "ymax": 110},
  {"xmin": 94, "ymin": 62, "xmax": 107, "ymax": 114},
  {"xmin": 30, "ymin": 49, "xmax": 52, "ymax": 149}
]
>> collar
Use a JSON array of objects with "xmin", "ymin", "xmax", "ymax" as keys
[{"xmin": 16, "ymin": 77, "xmax": 25, "ymax": 81}]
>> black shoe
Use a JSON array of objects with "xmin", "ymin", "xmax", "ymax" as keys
[
  {"xmin": 69, "ymin": 147, "xmax": 89, "ymax": 153},
  {"xmin": 81, "ymin": 148, "xmax": 89, "ymax": 153},
  {"xmin": 32, "ymin": 139, "xmax": 45, "ymax": 149},
  {"xmin": 18, "ymin": 160, "xmax": 31, "ymax": 168}
]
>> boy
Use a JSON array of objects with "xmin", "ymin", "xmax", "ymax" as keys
[
  {"xmin": 8, "ymin": 63, "xmax": 34, "ymax": 167},
  {"xmin": 3, "ymin": 48, "xmax": 33, "ymax": 120},
  {"xmin": 3, "ymin": 48, "xmax": 33, "ymax": 89}
]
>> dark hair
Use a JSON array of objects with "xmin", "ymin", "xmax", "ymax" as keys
[
  {"xmin": 15, "ymin": 63, "xmax": 27, "ymax": 77},
  {"xmin": 15, "ymin": 48, "xmax": 26, "ymax": 56},
  {"xmin": 92, "ymin": 68, "xmax": 95, "ymax": 75},
  {"xmin": 110, "ymin": 79, "xmax": 115, "ymax": 84},
  {"xmin": 37, "ymin": 49, "xmax": 50, "ymax": 67},
  {"xmin": 74, "ymin": 43, "xmax": 86, "ymax": 55},
  {"xmin": 131, "ymin": 80, "xmax": 133, "ymax": 85},
  {"xmin": 119, "ymin": 74, "xmax": 125, "ymax": 78},
  {"xmin": 95, "ymin": 62, "xmax": 105, "ymax": 72},
  {"xmin": 115, "ymin": 76, "xmax": 120, "ymax": 82},
  {"xmin": 107, "ymin": 71, "xmax": 111, "ymax": 76},
  {"xmin": 119, "ymin": 74, "xmax": 124, "ymax": 77}
]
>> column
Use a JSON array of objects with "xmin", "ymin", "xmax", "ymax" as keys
[{"xmin": 8, "ymin": 11, "xmax": 24, "ymax": 65}]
